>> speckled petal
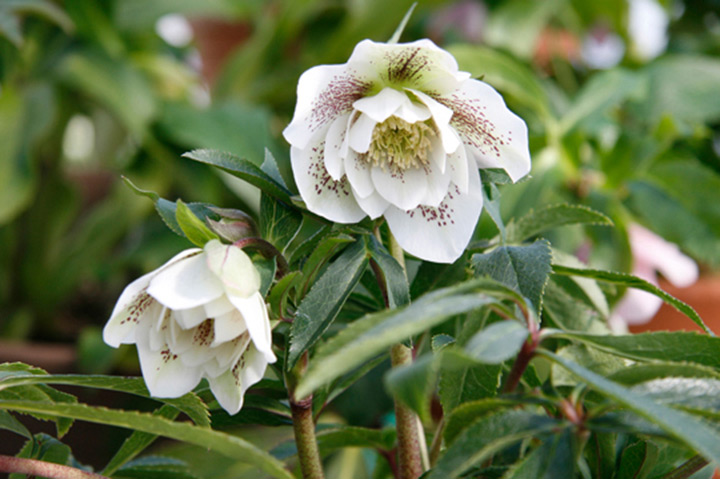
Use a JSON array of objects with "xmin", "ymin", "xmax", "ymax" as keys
[
  {"xmin": 290, "ymin": 141, "xmax": 366, "ymax": 223},
  {"xmin": 440, "ymin": 79, "xmax": 530, "ymax": 182},
  {"xmin": 384, "ymin": 164, "xmax": 483, "ymax": 263}
]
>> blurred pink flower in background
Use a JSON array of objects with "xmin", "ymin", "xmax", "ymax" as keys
[{"xmin": 610, "ymin": 224, "xmax": 699, "ymax": 331}]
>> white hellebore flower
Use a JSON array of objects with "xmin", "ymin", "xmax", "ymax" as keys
[
  {"xmin": 103, "ymin": 239, "xmax": 276, "ymax": 414},
  {"xmin": 283, "ymin": 39, "xmax": 531, "ymax": 263}
]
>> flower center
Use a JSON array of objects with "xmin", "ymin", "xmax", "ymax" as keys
[{"xmin": 366, "ymin": 116, "xmax": 436, "ymax": 171}]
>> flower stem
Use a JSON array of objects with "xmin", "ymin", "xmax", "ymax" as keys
[
  {"xmin": 0, "ymin": 455, "xmax": 109, "ymax": 479},
  {"xmin": 386, "ymin": 231, "xmax": 428, "ymax": 479},
  {"xmin": 391, "ymin": 344, "xmax": 425, "ymax": 479},
  {"xmin": 287, "ymin": 353, "xmax": 325, "ymax": 479}
]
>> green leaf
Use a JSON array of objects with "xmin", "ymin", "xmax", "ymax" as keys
[
  {"xmin": 384, "ymin": 354, "xmax": 438, "ymax": 421},
  {"xmin": 630, "ymin": 378, "xmax": 720, "ymax": 416},
  {"xmin": 439, "ymin": 362, "xmax": 503, "ymax": 418},
  {"xmin": 409, "ymin": 256, "xmax": 467, "ymax": 299},
  {"xmin": 551, "ymin": 344, "xmax": 626, "ymax": 387},
  {"xmin": 295, "ymin": 279, "xmax": 506, "ymax": 399},
  {"xmin": 502, "ymin": 429, "xmax": 576, "ymax": 478},
  {"xmin": 175, "ymin": 200, "xmax": 219, "ymax": 247},
  {"xmin": 443, "ymin": 398, "xmax": 519, "ymax": 445},
  {"xmin": 183, "ymin": 149, "xmax": 291, "ymax": 202},
  {"xmin": 260, "ymin": 149, "xmax": 288, "ymax": 189},
  {"xmin": 288, "ymin": 238, "xmax": 369, "ymax": 368},
  {"xmin": 113, "ymin": 456, "xmax": 200, "ymax": 479},
  {"xmin": 554, "ymin": 331, "xmax": 720, "ymax": 370},
  {"xmin": 639, "ymin": 55, "xmax": 720, "ymax": 130},
  {"xmin": 429, "ymin": 410, "xmax": 561, "ymax": 479},
  {"xmin": 3, "ymin": 0, "xmax": 74, "ymax": 32},
  {"xmin": 317, "ymin": 426, "xmax": 396, "ymax": 453},
  {"xmin": 465, "ymin": 320, "xmax": 528, "ymax": 364},
  {"xmin": 0, "ymin": 371, "xmax": 209, "ymax": 427},
  {"xmin": 506, "ymin": 204, "xmax": 613, "ymax": 244},
  {"xmin": 559, "ymin": 69, "xmax": 642, "ymax": 135},
  {"xmin": 0, "ymin": 410, "xmax": 31, "ymax": 438},
  {"xmin": 0, "ymin": 400, "xmax": 293, "ymax": 479},
  {"xmin": 260, "ymin": 193, "xmax": 301, "ymax": 254},
  {"xmin": 552, "ymin": 265, "xmax": 711, "ymax": 333},
  {"xmin": 367, "ymin": 235, "xmax": 410, "ymax": 308},
  {"xmin": 103, "ymin": 405, "xmax": 180, "ymax": 475},
  {"xmin": 542, "ymin": 279, "xmax": 607, "ymax": 333},
  {"xmin": 610, "ymin": 363, "xmax": 720, "ymax": 385},
  {"xmin": 472, "ymin": 240, "xmax": 552, "ymax": 314},
  {"xmin": 542, "ymin": 350, "xmax": 720, "ymax": 466},
  {"xmin": 614, "ymin": 440, "xmax": 654, "ymax": 479}
]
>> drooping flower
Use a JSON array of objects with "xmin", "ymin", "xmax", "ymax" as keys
[
  {"xmin": 103, "ymin": 239, "xmax": 276, "ymax": 414},
  {"xmin": 610, "ymin": 224, "xmax": 698, "ymax": 330},
  {"xmin": 283, "ymin": 39, "xmax": 531, "ymax": 263}
]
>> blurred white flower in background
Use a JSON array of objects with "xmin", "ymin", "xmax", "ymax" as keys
[
  {"xmin": 610, "ymin": 224, "xmax": 698, "ymax": 331},
  {"xmin": 155, "ymin": 14, "xmax": 194, "ymax": 48},
  {"xmin": 103, "ymin": 239, "xmax": 276, "ymax": 414},
  {"xmin": 581, "ymin": 27, "xmax": 625, "ymax": 70},
  {"xmin": 283, "ymin": 39, "xmax": 530, "ymax": 263},
  {"xmin": 628, "ymin": 0, "xmax": 669, "ymax": 61}
]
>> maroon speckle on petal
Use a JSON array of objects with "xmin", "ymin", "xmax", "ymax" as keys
[{"xmin": 309, "ymin": 71, "xmax": 371, "ymax": 133}]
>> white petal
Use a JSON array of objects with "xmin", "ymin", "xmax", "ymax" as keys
[
  {"xmin": 148, "ymin": 253, "xmax": 224, "ymax": 310},
  {"xmin": 149, "ymin": 308, "xmax": 171, "ymax": 351},
  {"xmin": 227, "ymin": 293, "xmax": 276, "ymax": 363},
  {"xmin": 347, "ymin": 39, "xmax": 464, "ymax": 94},
  {"xmin": 344, "ymin": 150, "xmax": 375, "ymax": 199},
  {"xmin": 324, "ymin": 113, "xmax": 351, "ymax": 180},
  {"xmin": 103, "ymin": 291, "xmax": 162, "ymax": 347},
  {"xmin": 353, "ymin": 189, "xmax": 390, "ymax": 219},
  {"xmin": 613, "ymin": 287, "xmax": 664, "ymax": 325},
  {"xmin": 447, "ymin": 145, "xmax": 470, "ymax": 194},
  {"xmin": 440, "ymin": 79, "xmax": 531, "ymax": 182},
  {"xmin": 423, "ymin": 148, "xmax": 452, "ymax": 207},
  {"xmin": 627, "ymin": 224, "xmax": 699, "ymax": 288},
  {"xmin": 348, "ymin": 113, "xmax": 377, "ymax": 154},
  {"xmin": 351, "ymin": 88, "xmax": 399, "ymax": 122},
  {"xmin": 204, "ymin": 240, "xmax": 260, "ymax": 299},
  {"xmin": 214, "ymin": 333, "xmax": 252, "ymax": 369},
  {"xmin": 207, "ymin": 345, "xmax": 268, "ymax": 415},
  {"xmin": 409, "ymin": 89, "xmax": 460, "ymax": 155},
  {"xmin": 371, "ymin": 166, "xmax": 428, "ymax": 211},
  {"xmin": 213, "ymin": 309, "xmax": 248, "ymax": 345},
  {"xmin": 283, "ymin": 64, "xmax": 371, "ymax": 150},
  {"xmin": 384, "ymin": 165, "xmax": 483, "ymax": 263},
  {"xmin": 203, "ymin": 295, "xmax": 236, "ymax": 318},
  {"xmin": 137, "ymin": 340, "xmax": 203, "ymax": 398},
  {"xmin": 174, "ymin": 306, "xmax": 207, "ymax": 330},
  {"xmin": 168, "ymin": 315, "xmax": 195, "ymax": 354},
  {"xmin": 290, "ymin": 142, "xmax": 366, "ymax": 223}
]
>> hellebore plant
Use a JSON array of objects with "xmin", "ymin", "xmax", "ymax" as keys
[{"xmin": 2, "ymin": 14, "xmax": 720, "ymax": 479}]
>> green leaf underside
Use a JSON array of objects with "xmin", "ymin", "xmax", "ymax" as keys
[
  {"xmin": 503, "ymin": 429, "xmax": 576, "ymax": 478},
  {"xmin": 0, "ymin": 409, "xmax": 31, "ymax": 438},
  {"xmin": 506, "ymin": 204, "xmax": 613, "ymax": 243},
  {"xmin": 542, "ymin": 350, "xmax": 720, "ymax": 466},
  {"xmin": 0, "ymin": 400, "xmax": 293, "ymax": 479},
  {"xmin": 552, "ymin": 265, "xmax": 711, "ymax": 334},
  {"xmin": 429, "ymin": 410, "xmax": 562, "ymax": 479},
  {"xmin": 472, "ymin": 239, "xmax": 552, "ymax": 314},
  {"xmin": 554, "ymin": 331, "xmax": 720, "ymax": 369},
  {"xmin": 443, "ymin": 398, "xmax": 521, "ymax": 445},
  {"xmin": 465, "ymin": 320, "xmax": 529, "ymax": 364},
  {"xmin": 260, "ymin": 193, "xmax": 301, "ymax": 254},
  {"xmin": 367, "ymin": 235, "xmax": 410, "ymax": 308},
  {"xmin": 294, "ymin": 278, "xmax": 516, "ymax": 399},
  {"xmin": 288, "ymin": 238, "xmax": 369, "ymax": 368},
  {"xmin": 183, "ymin": 149, "xmax": 291, "ymax": 202}
]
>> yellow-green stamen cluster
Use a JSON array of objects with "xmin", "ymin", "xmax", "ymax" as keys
[{"xmin": 367, "ymin": 116, "xmax": 436, "ymax": 172}]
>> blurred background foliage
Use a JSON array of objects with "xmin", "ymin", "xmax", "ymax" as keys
[{"xmin": 1, "ymin": 0, "xmax": 720, "ymax": 472}]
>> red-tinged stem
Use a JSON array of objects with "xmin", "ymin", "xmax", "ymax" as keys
[
  {"xmin": 503, "ymin": 325, "xmax": 541, "ymax": 394},
  {"xmin": 0, "ymin": 455, "xmax": 109, "ymax": 479}
]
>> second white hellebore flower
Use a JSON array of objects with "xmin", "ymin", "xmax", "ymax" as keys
[
  {"xmin": 103, "ymin": 239, "xmax": 276, "ymax": 414},
  {"xmin": 283, "ymin": 39, "xmax": 531, "ymax": 263}
]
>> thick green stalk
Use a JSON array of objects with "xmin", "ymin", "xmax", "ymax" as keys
[
  {"xmin": 387, "ymin": 232, "xmax": 428, "ymax": 479},
  {"xmin": 0, "ymin": 455, "xmax": 109, "ymax": 479},
  {"xmin": 287, "ymin": 353, "xmax": 325, "ymax": 479}
]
